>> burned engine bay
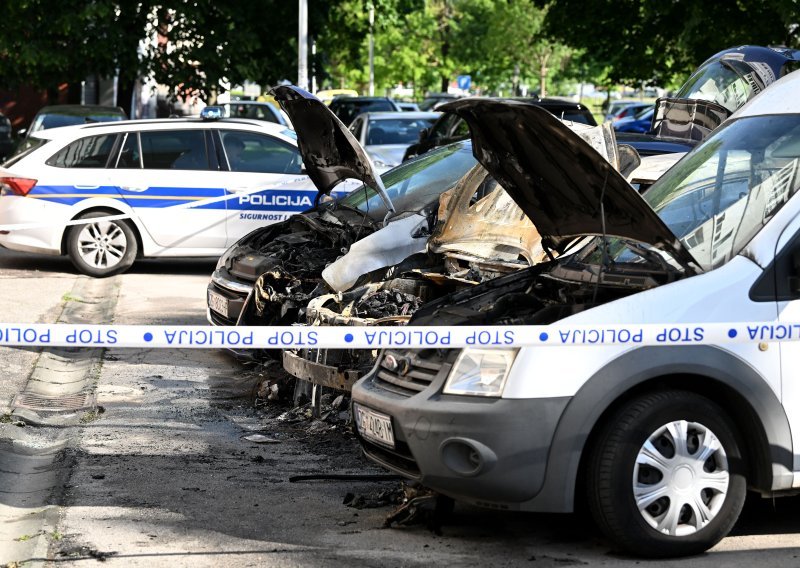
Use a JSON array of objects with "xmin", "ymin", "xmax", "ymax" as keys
[
  {"xmin": 282, "ymin": 167, "xmax": 549, "ymax": 390},
  {"xmin": 229, "ymin": 206, "xmax": 377, "ymax": 326}
]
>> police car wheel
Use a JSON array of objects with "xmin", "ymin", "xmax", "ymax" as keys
[
  {"xmin": 586, "ymin": 390, "xmax": 746, "ymax": 558},
  {"xmin": 67, "ymin": 212, "xmax": 138, "ymax": 277}
]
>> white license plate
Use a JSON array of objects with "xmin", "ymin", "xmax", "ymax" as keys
[
  {"xmin": 354, "ymin": 404, "xmax": 395, "ymax": 448},
  {"xmin": 208, "ymin": 290, "xmax": 229, "ymax": 318}
]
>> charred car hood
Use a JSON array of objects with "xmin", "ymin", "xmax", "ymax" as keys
[
  {"xmin": 271, "ymin": 85, "xmax": 394, "ymax": 213},
  {"xmin": 440, "ymin": 99, "xmax": 699, "ymax": 270}
]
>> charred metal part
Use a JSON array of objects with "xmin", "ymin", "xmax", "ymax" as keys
[{"xmin": 383, "ymin": 484, "xmax": 454, "ymax": 535}]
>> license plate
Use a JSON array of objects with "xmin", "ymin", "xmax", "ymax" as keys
[
  {"xmin": 208, "ymin": 290, "xmax": 229, "ymax": 318},
  {"xmin": 354, "ymin": 404, "xmax": 395, "ymax": 448}
]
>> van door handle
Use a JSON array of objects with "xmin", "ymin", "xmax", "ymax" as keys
[
  {"xmin": 74, "ymin": 185, "xmax": 100, "ymax": 189},
  {"xmin": 120, "ymin": 185, "xmax": 149, "ymax": 192}
]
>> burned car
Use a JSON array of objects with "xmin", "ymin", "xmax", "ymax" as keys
[
  {"xmin": 281, "ymin": 121, "xmax": 669, "ymax": 393},
  {"xmin": 352, "ymin": 76, "xmax": 800, "ymax": 556},
  {"xmin": 207, "ymin": 86, "xmax": 478, "ymax": 329}
]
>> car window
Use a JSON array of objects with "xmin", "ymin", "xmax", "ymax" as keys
[
  {"xmin": 2, "ymin": 137, "xmax": 48, "ymax": 167},
  {"xmin": 116, "ymin": 133, "xmax": 142, "ymax": 168},
  {"xmin": 349, "ymin": 118, "xmax": 363, "ymax": 139},
  {"xmin": 366, "ymin": 118, "xmax": 437, "ymax": 145},
  {"xmin": 219, "ymin": 130, "xmax": 302, "ymax": 174},
  {"xmin": 429, "ymin": 114, "xmax": 459, "ymax": 139},
  {"xmin": 225, "ymin": 103, "xmax": 280, "ymax": 124},
  {"xmin": 451, "ymin": 117, "xmax": 470, "ymax": 139},
  {"xmin": 338, "ymin": 142, "xmax": 477, "ymax": 216},
  {"xmin": 331, "ymin": 100, "xmax": 396, "ymax": 125},
  {"xmin": 46, "ymin": 134, "xmax": 118, "ymax": 168},
  {"xmin": 140, "ymin": 130, "xmax": 209, "ymax": 170}
]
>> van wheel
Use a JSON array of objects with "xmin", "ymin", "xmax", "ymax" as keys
[
  {"xmin": 67, "ymin": 212, "xmax": 137, "ymax": 277},
  {"xmin": 586, "ymin": 391, "xmax": 746, "ymax": 558}
]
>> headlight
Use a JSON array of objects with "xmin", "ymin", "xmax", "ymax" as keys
[
  {"xmin": 443, "ymin": 348, "xmax": 518, "ymax": 397},
  {"xmin": 215, "ymin": 243, "xmax": 238, "ymax": 270}
]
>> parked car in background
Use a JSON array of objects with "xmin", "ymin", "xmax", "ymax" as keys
[
  {"xmin": 0, "ymin": 110, "xmax": 321, "ymax": 277},
  {"xmin": 315, "ymin": 89, "xmax": 359, "ymax": 105},
  {"xmin": 607, "ymin": 102, "xmax": 651, "ymax": 122},
  {"xmin": 613, "ymin": 106, "xmax": 655, "ymax": 133},
  {"xmin": 419, "ymin": 93, "xmax": 461, "ymax": 111},
  {"xmin": 0, "ymin": 112, "xmax": 13, "ymax": 159},
  {"xmin": 348, "ymin": 111, "xmax": 439, "ymax": 173},
  {"xmin": 328, "ymin": 96, "xmax": 401, "ymax": 125},
  {"xmin": 22, "ymin": 105, "xmax": 127, "ymax": 139},
  {"xmin": 352, "ymin": 71, "xmax": 800, "ymax": 558},
  {"xmin": 397, "ymin": 102, "xmax": 420, "ymax": 112},
  {"xmin": 220, "ymin": 101, "xmax": 290, "ymax": 127},
  {"xmin": 604, "ymin": 99, "xmax": 642, "ymax": 121},
  {"xmin": 403, "ymin": 98, "xmax": 597, "ymax": 161}
]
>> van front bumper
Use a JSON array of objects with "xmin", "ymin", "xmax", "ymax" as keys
[{"xmin": 351, "ymin": 358, "xmax": 570, "ymax": 508}]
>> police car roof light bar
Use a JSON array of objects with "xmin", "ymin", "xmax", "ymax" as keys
[{"xmin": 200, "ymin": 106, "xmax": 224, "ymax": 121}]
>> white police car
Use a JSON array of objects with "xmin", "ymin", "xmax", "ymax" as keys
[{"xmin": 0, "ymin": 109, "xmax": 333, "ymax": 276}]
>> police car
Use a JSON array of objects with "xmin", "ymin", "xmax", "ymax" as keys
[{"xmin": 0, "ymin": 109, "xmax": 330, "ymax": 276}]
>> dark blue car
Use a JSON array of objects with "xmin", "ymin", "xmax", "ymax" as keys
[{"xmin": 614, "ymin": 106, "xmax": 654, "ymax": 133}]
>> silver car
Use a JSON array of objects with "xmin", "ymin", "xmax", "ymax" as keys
[{"xmin": 347, "ymin": 111, "xmax": 439, "ymax": 173}]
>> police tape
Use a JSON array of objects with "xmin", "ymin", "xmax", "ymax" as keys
[
  {"xmin": 0, "ymin": 174, "xmax": 332, "ymax": 232},
  {"xmin": 0, "ymin": 322, "xmax": 795, "ymax": 349}
]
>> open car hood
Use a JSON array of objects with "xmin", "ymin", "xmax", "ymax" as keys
[
  {"xmin": 271, "ymin": 85, "xmax": 394, "ymax": 214},
  {"xmin": 440, "ymin": 98, "xmax": 699, "ymax": 270}
]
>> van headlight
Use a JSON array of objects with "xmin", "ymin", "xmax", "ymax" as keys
[{"xmin": 443, "ymin": 348, "xmax": 518, "ymax": 397}]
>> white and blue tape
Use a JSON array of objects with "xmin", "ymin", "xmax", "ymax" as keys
[{"xmin": 0, "ymin": 323, "xmax": 793, "ymax": 349}]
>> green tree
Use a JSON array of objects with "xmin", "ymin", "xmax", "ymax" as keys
[{"xmin": 543, "ymin": 0, "xmax": 799, "ymax": 86}]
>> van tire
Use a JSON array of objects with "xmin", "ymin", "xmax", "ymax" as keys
[
  {"xmin": 66, "ymin": 211, "xmax": 138, "ymax": 277},
  {"xmin": 586, "ymin": 390, "xmax": 746, "ymax": 558}
]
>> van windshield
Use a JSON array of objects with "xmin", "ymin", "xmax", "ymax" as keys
[{"xmin": 583, "ymin": 115, "xmax": 800, "ymax": 272}]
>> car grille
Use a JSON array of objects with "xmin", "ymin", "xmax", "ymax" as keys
[
  {"xmin": 359, "ymin": 437, "xmax": 420, "ymax": 477},
  {"xmin": 373, "ymin": 350, "xmax": 449, "ymax": 397}
]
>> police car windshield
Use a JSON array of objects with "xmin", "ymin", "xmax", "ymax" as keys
[{"xmin": 337, "ymin": 141, "xmax": 477, "ymax": 217}]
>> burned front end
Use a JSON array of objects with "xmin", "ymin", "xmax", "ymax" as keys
[
  {"xmin": 282, "ymin": 164, "xmax": 546, "ymax": 392},
  {"xmin": 208, "ymin": 207, "xmax": 376, "ymax": 327}
]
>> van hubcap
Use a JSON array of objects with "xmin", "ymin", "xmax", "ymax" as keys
[
  {"xmin": 77, "ymin": 221, "xmax": 126, "ymax": 269},
  {"xmin": 633, "ymin": 420, "xmax": 729, "ymax": 536}
]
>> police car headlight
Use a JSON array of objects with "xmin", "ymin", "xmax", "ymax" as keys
[
  {"xmin": 215, "ymin": 243, "xmax": 238, "ymax": 271},
  {"xmin": 443, "ymin": 348, "xmax": 517, "ymax": 397}
]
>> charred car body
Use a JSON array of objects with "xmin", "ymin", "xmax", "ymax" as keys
[
  {"xmin": 208, "ymin": 86, "xmax": 479, "ymax": 330},
  {"xmin": 281, "ymin": 121, "xmax": 655, "ymax": 392},
  {"xmin": 352, "ymin": 74, "xmax": 800, "ymax": 557}
]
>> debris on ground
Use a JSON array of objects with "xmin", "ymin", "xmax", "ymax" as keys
[
  {"xmin": 242, "ymin": 434, "xmax": 281, "ymax": 444},
  {"xmin": 343, "ymin": 486, "xmax": 405, "ymax": 509},
  {"xmin": 383, "ymin": 483, "xmax": 454, "ymax": 535}
]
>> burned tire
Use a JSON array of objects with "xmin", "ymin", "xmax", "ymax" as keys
[
  {"xmin": 586, "ymin": 390, "xmax": 746, "ymax": 558},
  {"xmin": 67, "ymin": 211, "xmax": 138, "ymax": 277}
]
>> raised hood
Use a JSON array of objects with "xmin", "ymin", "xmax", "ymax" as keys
[
  {"xmin": 271, "ymin": 85, "xmax": 394, "ymax": 214},
  {"xmin": 440, "ymin": 98, "xmax": 698, "ymax": 270}
]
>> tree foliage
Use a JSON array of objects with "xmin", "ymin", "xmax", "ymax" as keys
[{"xmin": 543, "ymin": 0, "xmax": 800, "ymax": 86}]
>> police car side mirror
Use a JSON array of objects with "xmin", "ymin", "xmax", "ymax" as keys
[{"xmin": 788, "ymin": 249, "xmax": 800, "ymax": 296}]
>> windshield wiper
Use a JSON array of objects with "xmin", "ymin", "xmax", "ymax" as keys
[{"xmin": 622, "ymin": 240, "xmax": 681, "ymax": 273}]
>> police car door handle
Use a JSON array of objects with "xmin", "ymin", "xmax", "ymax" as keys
[
  {"xmin": 120, "ymin": 185, "xmax": 149, "ymax": 192},
  {"xmin": 74, "ymin": 184, "xmax": 101, "ymax": 189}
]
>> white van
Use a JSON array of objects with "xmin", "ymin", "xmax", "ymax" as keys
[{"xmin": 351, "ymin": 71, "xmax": 800, "ymax": 556}]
